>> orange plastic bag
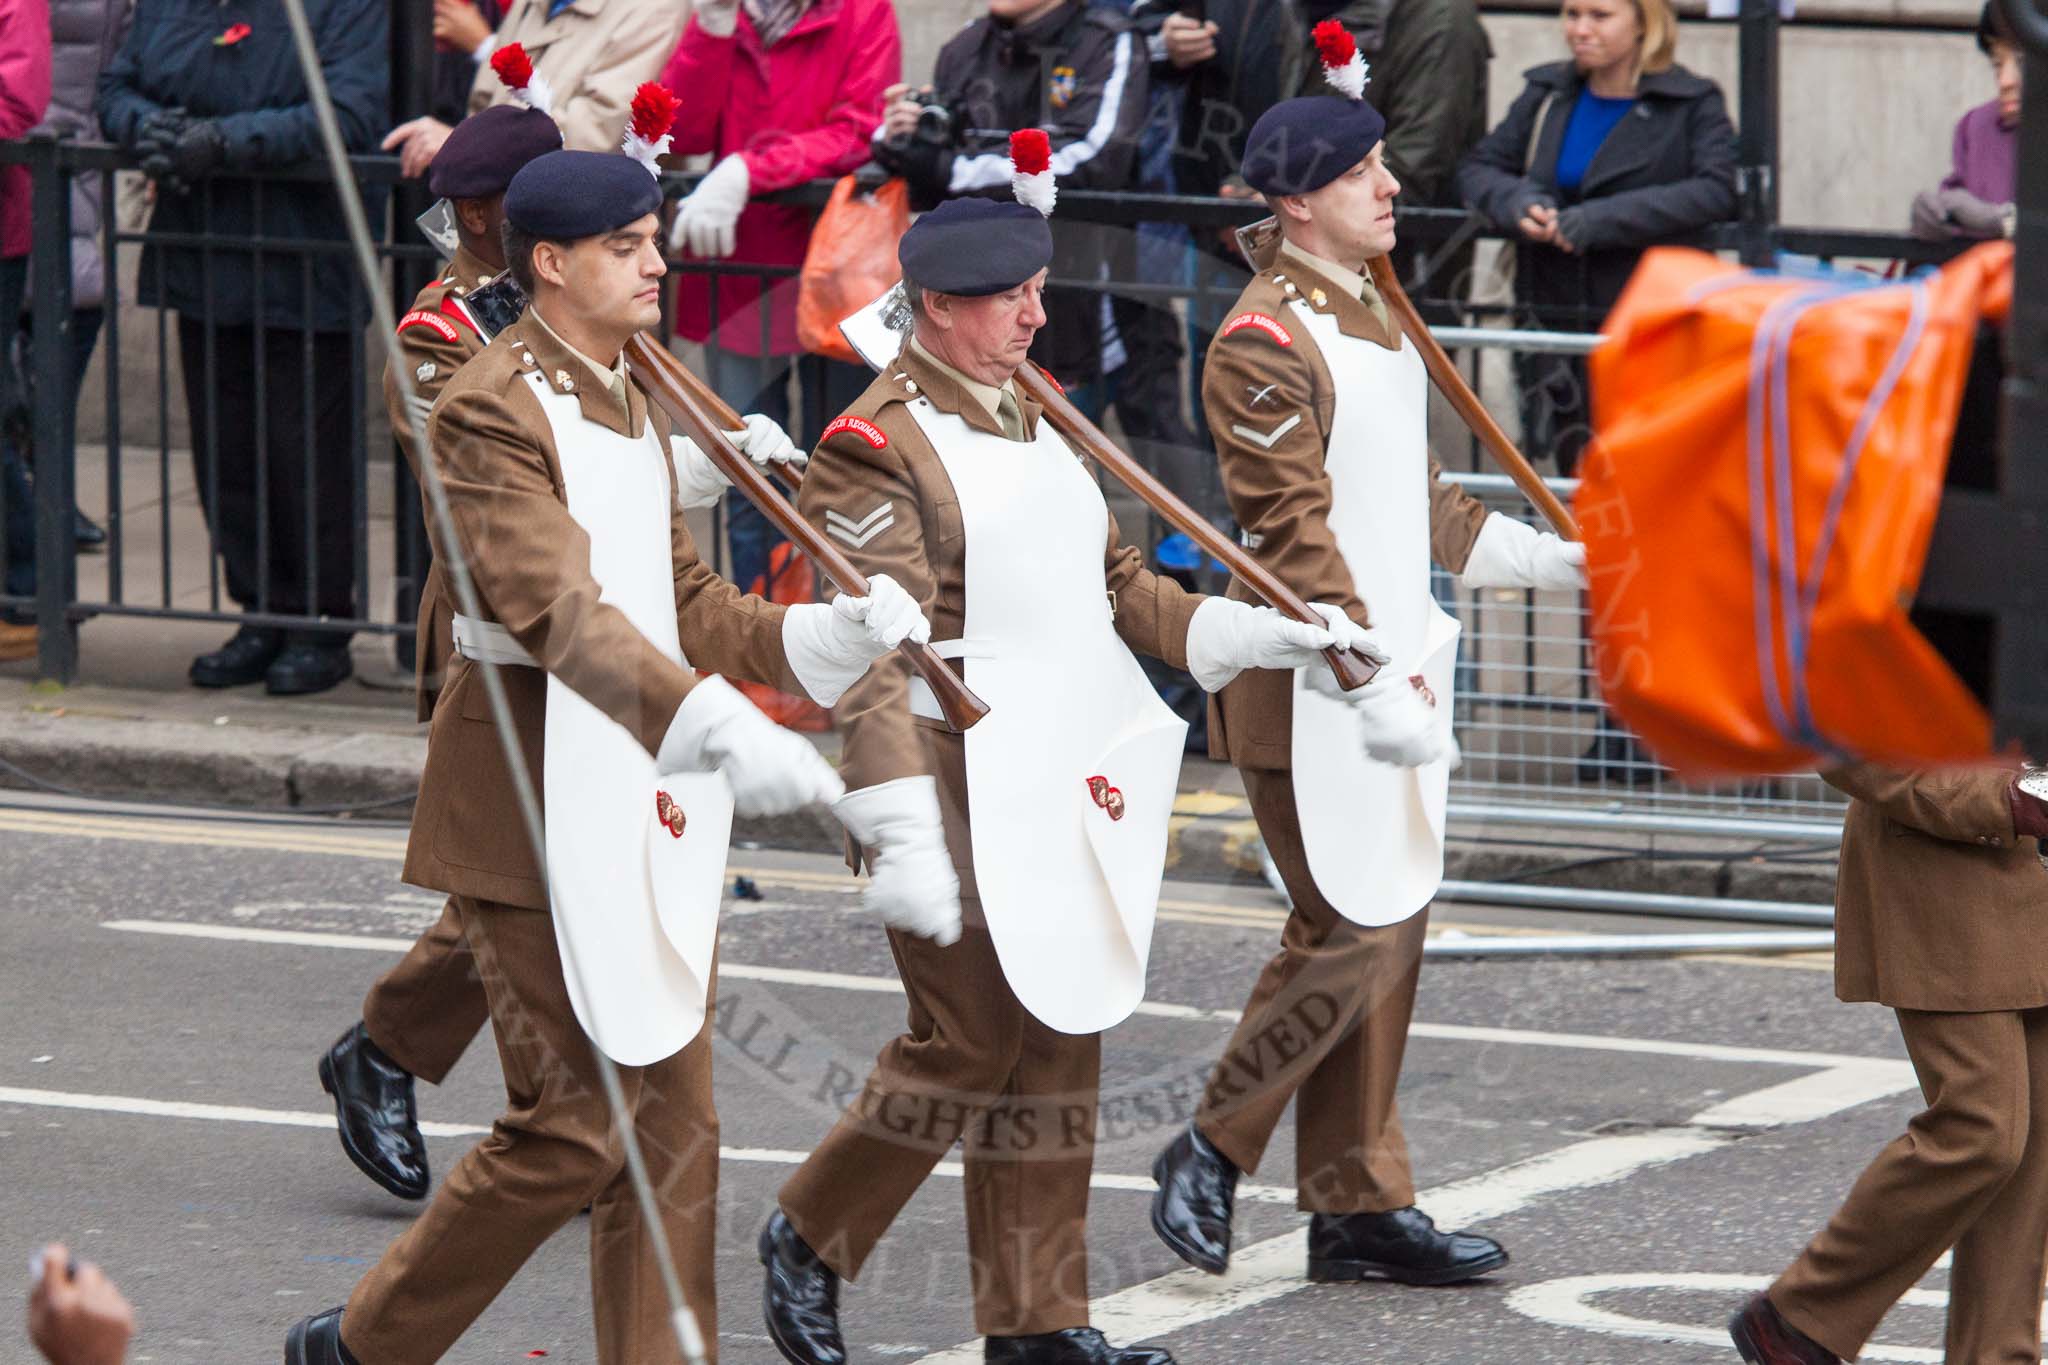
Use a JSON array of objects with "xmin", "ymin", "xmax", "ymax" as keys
[
  {"xmin": 1578, "ymin": 242, "xmax": 2013, "ymax": 778},
  {"xmin": 729, "ymin": 540, "xmax": 831, "ymax": 732},
  {"xmin": 795, "ymin": 175, "xmax": 909, "ymax": 364}
]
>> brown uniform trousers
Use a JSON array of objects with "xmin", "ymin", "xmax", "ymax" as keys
[
  {"xmin": 777, "ymin": 910, "xmax": 1101, "ymax": 1337},
  {"xmin": 342, "ymin": 899, "xmax": 721, "ymax": 1365},
  {"xmin": 1194, "ymin": 768, "xmax": 1428, "ymax": 1211},
  {"xmin": 360, "ymin": 905, "xmax": 489, "ymax": 1085},
  {"xmin": 1768, "ymin": 762, "xmax": 2048, "ymax": 1364}
]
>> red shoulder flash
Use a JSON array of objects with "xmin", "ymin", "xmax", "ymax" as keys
[
  {"xmin": 437, "ymin": 297, "xmax": 480, "ymax": 335},
  {"xmin": 823, "ymin": 415, "xmax": 889, "ymax": 450},
  {"xmin": 1221, "ymin": 313, "xmax": 1293, "ymax": 347},
  {"xmin": 396, "ymin": 309, "xmax": 461, "ymax": 343}
]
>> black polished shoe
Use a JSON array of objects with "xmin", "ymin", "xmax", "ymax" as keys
[
  {"xmin": 1307, "ymin": 1207, "xmax": 1507, "ymax": 1285},
  {"xmin": 267, "ymin": 637, "xmax": 354, "ymax": 696},
  {"xmin": 318, "ymin": 1023, "xmax": 428, "ymax": 1200},
  {"xmin": 1729, "ymin": 1294, "xmax": 1843, "ymax": 1364},
  {"xmin": 1150, "ymin": 1122, "xmax": 1237, "ymax": 1275},
  {"xmin": 986, "ymin": 1326, "xmax": 1176, "ymax": 1363},
  {"xmin": 284, "ymin": 1306, "xmax": 362, "ymax": 1364},
  {"xmin": 73, "ymin": 507, "xmax": 106, "ymax": 552},
  {"xmin": 189, "ymin": 625, "xmax": 285, "ymax": 688},
  {"xmin": 760, "ymin": 1209, "xmax": 844, "ymax": 1365}
]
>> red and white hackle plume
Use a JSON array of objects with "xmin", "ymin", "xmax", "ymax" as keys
[
  {"xmin": 489, "ymin": 43, "xmax": 554, "ymax": 117},
  {"xmin": 1311, "ymin": 20, "xmax": 1370, "ymax": 100},
  {"xmin": 1009, "ymin": 129, "xmax": 1056, "ymax": 217},
  {"xmin": 622, "ymin": 82, "xmax": 681, "ymax": 178}
]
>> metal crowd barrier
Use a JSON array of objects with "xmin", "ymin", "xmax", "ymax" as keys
[{"xmin": 0, "ymin": 138, "xmax": 1969, "ymax": 861}]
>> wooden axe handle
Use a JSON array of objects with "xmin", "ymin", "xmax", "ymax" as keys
[
  {"xmin": 1367, "ymin": 254, "xmax": 1581, "ymax": 541},
  {"xmin": 625, "ymin": 335, "xmax": 989, "ymax": 732},
  {"xmin": 1011, "ymin": 366, "xmax": 1382, "ymax": 691}
]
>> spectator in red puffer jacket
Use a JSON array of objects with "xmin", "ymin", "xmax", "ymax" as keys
[{"xmin": 657, "ymin": 0, "xmax": 899, "ymax": 642}]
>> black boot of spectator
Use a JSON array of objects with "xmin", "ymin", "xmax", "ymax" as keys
[
  {"xmin": 268, "ymin": 634, "xmax": 353, "ymax": 696},
  {"xmin": 188, "ymin": 624, "xmax": 284, "ymax": 687},
  {"xmin": 72, "ymin": 506, "xmax": 106, "ymax": 552}
]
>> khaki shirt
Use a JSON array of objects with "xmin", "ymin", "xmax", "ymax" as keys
[
  {"xmin": 382, "ymin": 244, "xmax": 496, "ymax": 721},
  {"xmin": 1202, "ymin": 231, "xmax": 1489, "ymax": 772},
  {"xmin": 402, "ymin": 306, "xmax": 798, "ymax": 911},
  {"xmin": 795, "ymin": 343, "xmax": 1205, "ymax": 901},
  {"xmin": 1824, "ymin": 762, "xmax": 2048, "ymax": 1011},
  {"xmin": 467, "ymin": 0, "xmax": 687, "ymax": 153}
]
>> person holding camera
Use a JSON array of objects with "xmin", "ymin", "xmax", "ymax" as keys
[{"xmin": 870, "ymin": 0, "xmax": 1149, "ymax": 393}]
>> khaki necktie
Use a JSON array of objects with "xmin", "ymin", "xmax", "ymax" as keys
[{"xmin": 996, "ymin": 388, "xmax": 1025, "ymax": 441}]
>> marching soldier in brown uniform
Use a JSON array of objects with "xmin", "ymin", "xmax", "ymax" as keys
[
  {"xmin": 285, "ymin": 135, "xmax": 934, "ymax": 1365},
  {"xmin": 1150, "ymin": 43, "xmax": 1586, "ymax": 1289},
  {"xmin": 1732, "ymin": 766, "xmax": 2048, "ymax": 1365},
  {"xmin": 315, "ymin": 98, "xmax": 559, "ymax": 1205},
  {"xmin": 758, "ymin": 143, "xmax": 1376, "ymax": 1365},
  {"xmin": 318, "ymin": 95, "xmax": 824, "ymax": 1207}
]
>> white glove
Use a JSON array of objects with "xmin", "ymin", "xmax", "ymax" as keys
[
  {"xmin": 669, "ymin": 414, "xmax": 807, "ymax": 509},
  {"xmin": 1346, "ymin": 669, "xmax": 1460, "ymax": 769},
  {"xmin": 781, "ymin": 573, "xmax": 930, "ymax": 706},
  {"xmin": 832, "ymin": 776, "xmax": 962, "ymax": 945},
  {"xmin": 1459, "ymin": 512, "xmax": 1587, "ymax": 592},
  {"xmin": 1185, "ymin": 597, "xmax": 1361, "ymax": 692},
  {"xmin": 657, "ymin": 675, "xmax": 845, "ymax": 815},
  {"xmin": 668, "ymin": 153, "xmax": 749, "ymax": 260},
  {"xmin": 692, "ymin": 0, "xmax": 740, "ymax": 37}
]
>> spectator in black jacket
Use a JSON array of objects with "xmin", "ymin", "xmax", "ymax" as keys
[
  {"xmin": 872, "ymin": 0, "xmax": 1149, "ymax": 389},
  {"xmin": 98, "ymin": 0, "xmax": 388, "ymax": 695},
  {"xmin": 1455, "ymin": 0, "xmax": 1733, "ymax": 476}
]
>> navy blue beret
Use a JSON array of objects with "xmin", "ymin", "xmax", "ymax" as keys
[
  {"xmin": 427, "ymin": 105, "xmax": 563, "ymax": 200},
  {"xmin": 897, "ymin": 197, "xmax": 1053, "ymax": 298},
  {"xmin": 503, "ymin": 150, "xmax": 662, "ymax": 239},
  {"xmin": 1241, "ymin": 96, "xmax": 1387, "ymax": 198}
]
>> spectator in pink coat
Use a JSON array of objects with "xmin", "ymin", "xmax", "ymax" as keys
[
  {"xmin": 658, "ymin": 0, "xmax": 899, "ymax": 606},
  {"xmin": 0, "ymin": 0, "xmax": 51, "ymax": 664}
]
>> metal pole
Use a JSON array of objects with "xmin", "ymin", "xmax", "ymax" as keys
[
  {"xmin": 1449, "ymin": 799, "xmax": 1842, "ymax": 844},
  {"xmin": 388, "ymin": 0, "xmax": 436, "ymax": 674},
  {"xmin": 1735, "ymin": 0, "xmax": 1781, "ymax": 267},
  {"xmin": 27, "ymin": 134, "xmax": 77, "ymax": 683},
  {"xmin": 1994, "ymin": 0, "xmax": 2048, "ymax": 755},
  {"xmin": 1426, "ymin": 929, "xmax": 1834, "ymax": 959},
  {"xmin": 1437, "ymin": 879, "xmax": 1835, "ymax": 926}
]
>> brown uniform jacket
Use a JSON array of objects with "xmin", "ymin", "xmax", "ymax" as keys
[
  {"xmin": 796, "ymin": 343, "xmax": 1205, "ymax": 901},
  {"xmin": 382, "ymin": 244, "xmax": 496, "ymax": 721},
  {"xmin": 1825, "ymin": 762, "xmax": 2048, "ymax": 1012},
  {"xmin": 402, "ymin": 306, "xmax": 799, "ymax": 911},
  {"xmin": 1202, "ymin": 234, "xmax": 1489, "ymax": 771}
]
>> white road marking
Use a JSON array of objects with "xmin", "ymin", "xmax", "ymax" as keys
[
  {"xmin": 0, "ymin": 1089, "xmax": 1300, "ymax": 1205},
  {"xmin": 98, "ymin": 919, "xmax": 1905, "ymax": 1073},
  {"xmin": 913, "ymin": 1068, "xmax": 1922, "ymax": 1362},
  {"xmin": 1505, "ymin": 1272, "xmax": 1949, "ymax": 1362}
]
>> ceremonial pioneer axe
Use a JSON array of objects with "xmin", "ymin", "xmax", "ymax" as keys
[
  {"xmin": 451, "ymin": 273, "xmax": 991, "ymax": 732},
  {"xmin": 839, "ymin": 290, "xmax": 1385, "ymax": 692},
  {"xmin": 1365, "ymin": 253, "xmax": 1581, "ymax": 541}
]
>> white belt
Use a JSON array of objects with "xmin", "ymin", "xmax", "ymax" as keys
[
  {"xmin": 1239, "ymin": 530, "xmax": 1264, "ymax": 551},
  {"xmin": 906, "ymin": 637, "xmax": 994, "ymax": 721},
  {"xmin": 452, "ymin": 613, "xmax": 539, "ymax": 667}
]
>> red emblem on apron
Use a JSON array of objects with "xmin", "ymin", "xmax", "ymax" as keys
[
  {"xmin": 655, "ymin": 790, "xmax": 687, "ymax": 839},
  {"xmin": 1086, "ymin": 775, "xmax": 1125, "ymax": 821}
]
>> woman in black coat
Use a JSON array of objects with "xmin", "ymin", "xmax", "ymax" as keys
[{"xmin": 1456, "ymin": 0, "xmax": 1734, "ymax": 477}]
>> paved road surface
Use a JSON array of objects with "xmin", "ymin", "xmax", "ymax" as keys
[{"xmin": 2, "ymin": 793, "xmax": 1958, "ymax": 1364}]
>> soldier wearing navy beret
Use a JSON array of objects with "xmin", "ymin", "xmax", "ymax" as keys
[
  {"xmin": 287, "ymin": 108, "xmax": 935, "ymax": 1364},
  {"xmin": 758, "ymin": 139, "xmax": 1366, "ymax": 1365},
  {"xmin": 1151, "ymin": 22, "xmax": 1585, "ymax": 1295},
  {"xmin": 311, "ymin": 96, "xmax": 561, "ymax": 1220}
]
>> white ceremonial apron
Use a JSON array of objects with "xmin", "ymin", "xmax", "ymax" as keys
[
  {"xmin": 1286, "ymin": 306, "xmax": 1461, "ymax": 926},
  {"xmin": 908, "ymin": 399, "xmax": 1187, "ymax": 1034},
  {"xmin": 524, "ymin": 372, "xmax": 734, "ymax": 1066}
]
